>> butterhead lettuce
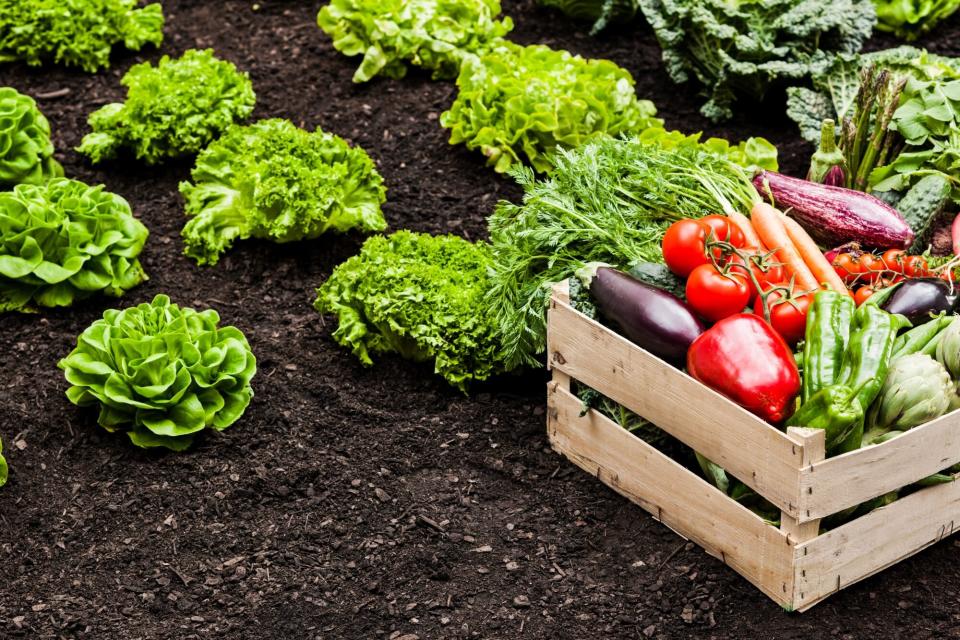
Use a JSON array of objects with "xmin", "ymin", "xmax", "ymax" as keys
[{"xmin": 0, "ymin": 87, "xmax": 63, "ymax": 187}]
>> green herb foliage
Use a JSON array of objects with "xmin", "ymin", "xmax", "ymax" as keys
[
  {"xmin": 0, "ymin": 87, "xmax": 62, "ymax": 187},
  {"xmin": 0, "ymin": 0, "xmax": 163, "ymax": 72},
  {"xmin": 440, "ymin": 42, "xmax": 661, "ymax": 173},
  {"xmin": 0, "ymin": 178, "xmax": 148, "ymax": 312},
  {"xmin": 639, "ymin": 0, "xmax": 876, "ymax": 122},
  {"xmin": 59, "ymin": 295, "xmax": 257, "ymax": 451},
  {"xmin": 487, "ymin": 135, "xmax": 764, "ymax": 369},
  {"xmin": 78, "ymin": 49, "xmax": 256, "ymax": 165},
  {"xmin": 315, "ymin": 231, "xmax": 508, "ymax": 391},
  {"xmin": 536, "ymin": 0, "xmax": 639, "ymax": 33},
  {"xmin": 318, "ymin": 0, "xmax": 512, "ymax": 83},
  {"xmin": 180, "ymin": 119, "xmax": 387, "ymax": 266},
  {"xmin": 874, "ymin": 0, "xmax": 960, "ymax": 40}
]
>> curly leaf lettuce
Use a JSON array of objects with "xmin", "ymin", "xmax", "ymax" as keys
[
  {"xmin": 441, "ymin": 42, "xmax": 662, "ymax": 173},
  {"xmin": 59, "ymin": 295, "xmax": 257, "ymax": 451},
  {"xmin": 0, "ymin": 0, "xmax": 163, "ymax": 72},
  {"xmin": 318, "ymin": 0, "xmax": 513, "ymax": 83},
  {"xmin": 314, "ymin": 231, "xmax": 509, "ymax": 391},
  {"xmin": 874, "ymin": 0, "xmax": 960, "ymax": 40},
  {"xmin": 639, "ymin": 0, "xmax": 876, "ymax": 122},
  {"xmin": 180, "ymin": 119, "xmax": 387, "ymax": 265},
  {"xmin": 0, "ymin": 178, "xmax": 148, "ymax": 313},
  {"xmin": 0, "ymin": 87, "xmax": 63, "ymax": 187},
  {"xmin": 78, "ymin": 49, "xmax": 256, "ymax": 164}
]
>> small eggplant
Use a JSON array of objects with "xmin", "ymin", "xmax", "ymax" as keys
[
  {"xmin": 577, "ymin": 263, "xmax": 704, "ymax": 362},
  {"xmin": 881, "ymin": 278, "xmax": 953, "ymax": 324}
]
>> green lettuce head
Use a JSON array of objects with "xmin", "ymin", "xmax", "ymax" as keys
[
  {"xmin": 180, "ymin": 118, "xmax": 387, "ymax": 266},
  {"xmin": 318, "ymin": 0, "xmax": 513, "ymax": 83},
  {"xmin": 59, "ymin": 295, "xmax": 257, "ymax": 451},
  {"xmin": 441, "ymin": 42, "xmax": 661, "ymax": 173},
  {"xmin": 78, "ymin": 49, "xmax": 256, "ymax": 165},
  {"xmin": 0, "ymin": 87, "xmax": 63, "ymax": 187},
  {"xmin": 0, "ymin": 178, "xmax": 148, "ymax": 312},
  {"xmin": 0, "ymin": 0, "xmax": 163, "ymax": 72}
]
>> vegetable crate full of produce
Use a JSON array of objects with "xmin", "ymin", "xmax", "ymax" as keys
[{"xmin": 546, "ymin": 280, "xmax": 960, "ymax": 611}]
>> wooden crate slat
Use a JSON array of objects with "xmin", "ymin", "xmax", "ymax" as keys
[
  {"xmin": 794, "ymin": 474, "xmax": 960, "ymax": 610},
  {"xmin": 547, "ymin": 383, "xmax": 796, "ymax": 608},
  {"xmin": 547, "ymin": 295, "xmax": 808, "ymax": 520},
  {"xmin": 800, "ymin": 412, "xmax": 960, "ymax": 520}
]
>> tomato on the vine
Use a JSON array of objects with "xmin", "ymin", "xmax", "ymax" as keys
[
  {"xmin": 833, "ymin": 253, "xmax": 861, "ymax": 282},
  {"xmin": 902, "ymin": 255, "xmax": 928, "ymax": 278},
  {"xmin": 853, "ymin": 286, "xmax": 875, "ymax": 307},
  {"xmin": 662, "ymin": 219, "xmax": 709, "ymax": 277},
  {"xmin": 858, "ymin": 254, "xmax": 884, "ymax": 283},
  {"xmin": 724, "ymin": 250, "xmax": 785, "ymax": 296},
  {"xmin": 752, "ymin": 283, "xmax": 812, "ymax": 346},
  {"xmin": 686, "ymin": 264, "xmax": 751, "ymax": 323},
  {"xmin": 881, "ymin": 249, "xmax": 905, "ymax": 272},
  {"xmin": 698, "ymin": 214, "xmax": 746, "ymax": 248}
]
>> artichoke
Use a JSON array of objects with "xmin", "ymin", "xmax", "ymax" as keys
[
  {"xmin": 58, "ymin": 295, "xmax": 257, "ymax": 451},
  {"xmin": 0, "ymin": 178, "xmax": 149, "ymax": 312},
  {"xmin": 867, "ymin": 354, "xmax": 954, "ymax": 433},
  {"xmin": 0, "ymin": 87, "xmax": 63, "ymax": 186},
  {"xmin": 936, "ymin": 317, "xmax": 960, "ymax": 378}
]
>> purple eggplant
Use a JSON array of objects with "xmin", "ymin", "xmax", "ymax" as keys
[
  {"xmin": 754, "ymin": 170, "xmax": 914, "ymax": 249},
  {"xmin": 577, "ymin": 263, "xmax": 704, "ymax": 362},
  {"xmin": 881, "ymin": 278, "xmax": 952, "ymax": 324}
]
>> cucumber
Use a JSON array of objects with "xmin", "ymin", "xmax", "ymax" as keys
[{"xmin": 899, "ymin": 173, "xmax": 952, "ymax": 253}]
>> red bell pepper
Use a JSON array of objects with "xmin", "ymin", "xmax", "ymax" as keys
[{"xmin": 686, "ymin": 314, "xmax": 800, "ymax": 424}]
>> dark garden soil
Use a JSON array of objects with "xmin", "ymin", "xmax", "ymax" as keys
[{"xmin": 3, "ymin": 1, "xmax": 960, "ymax": 638}]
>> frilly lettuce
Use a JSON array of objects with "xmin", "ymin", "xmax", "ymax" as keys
[
  {"xmin": 78, "ymin": 49, "xmax": 256, "ymax": 165},
  {"xmin": 180, "ymin": 119, "xmax": 387, "ymax": 265},
  {"xmin": 0, "ymin": 0, "xmax": 163, "ymax": 72},
  {"xmin": 639, "ymin": 0, "xmax": 876, "ymax": 122},
  {"xmin": 0, "ymin": 87, "xmax": 63, "ymax": 187},
  {"xmin": 314, "ymin": 231, "xmax": 508, "ymax": 391},
  {"xmin": 874, "ymin": 0, "xmax": 960, "ymax": 40},
  {"xmin": 59, "ymin": 295, "xmax": 257, "ymax": 451},
  {"xmin": 0, "ymin": 178, "xmax": 148, "ymax": 313},
  {"xmin": 440, "ymin": 42, "xmax": 662, "ymax": 173},
  {"xmin": 318, "ymin": 0, "xmax": 513, "ymax": 83}
]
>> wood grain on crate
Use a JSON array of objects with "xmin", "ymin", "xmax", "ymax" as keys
[
  {"xmin": 547, "ymin": 382, "xmax": 796, "ymax": 608},
  {"xmin": 547, "ymin": 286, "xmax": 812, "ymax": 521}
]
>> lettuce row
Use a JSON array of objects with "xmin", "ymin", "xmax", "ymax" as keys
[
  {"xmin": 441, "ymin": 42, "xmax": 662, "ymax": 173},
  {"xmin": 59, "ymin": 295, "xmax": 257, "ymax": 451},
  {"xmin": 180, "ymin": 119, "xmax": 387, "ymax": 265},
  {"xmin": 0, "ymin": 178, "xmax": 149, "ymax": 313},
  {"xmin": 78, "ymin": 49, "xmax": 256, "ymax": 165},
  {"xmin": 0, "ymin": 0, "xmax": 163, "ymax": 73},
  {"xmin": 314, "ymin": 231, "xmax": 509, "ymax": 391},
  {"xmin": 0, "ymin": 87, "xmax": 63, "ymax": 187},
  {"xmin": 874, "ymin": 0, "xmax": 960, "ymax": 40},
  {"xmin": 318, "ymin": 0, "xmax": 513, "ymax": 83}
]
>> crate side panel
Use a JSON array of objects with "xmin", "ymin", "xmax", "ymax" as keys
[
  {"xmin": 795, "ymin": 475, "xmax": 960, "ymax": 610},
  {"xmin": 547, "ymin": 297, "xmax": 806, "ymax": 519},
  {"xmin": 548, "ymin": 383, "xmax": 796, "ymax": 608}
]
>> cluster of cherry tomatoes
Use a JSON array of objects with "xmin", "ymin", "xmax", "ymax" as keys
[
  {"xmin": 832, "ymin": 249, "xmax": 946, "ymax": 306},
  {"xmin": 661, "ymin": 215, "xmax": 812, "ymax": 345}
]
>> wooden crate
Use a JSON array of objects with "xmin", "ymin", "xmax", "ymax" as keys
[{"xmin": 546, "ymin": 281, "xmax": 960, "ymax": 611}]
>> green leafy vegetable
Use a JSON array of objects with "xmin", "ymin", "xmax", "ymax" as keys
[
  {"xmin": 0, "ymin": 178, "xmax": 148, "ymax": 313},
  {"xmin": 0, "ymin": 0, "xmax": 163, "ymax": 72},
  {"xmin": 440, "ymin": 41, "xmax": 662, "ymax": 173},
  {"xmin": 486, "ymin": 135, "xmax": 762, "ymax": 369},
  {"xmin": 0, "ymin": 438, "xmax": 7, "ymax": 488},
  {"xmin": 317, "ymin": 0, "xmax": 513, "ymax": 83},
  {"xmin": 874, "ymin": 0, "xmax": 960, "ymax": 40},
  {"xmin": 0, "ymin": 87, "xmax": 62, "ymax": 187},
  {"xmin": 59, "ymin": 295, "xmax": 257, "ymax": 451},
  {"xmin": 180, "ymin": 119, "xmax": 387, "ymax": 266},
  {"xmin": 639, "ymin": 0, "xmax": 876, "ymax": 122},
  {"xmin": 78, "ymin": 49, "xmax": 256, "ymax": 165},
  {"xmin": 536, "ymin": 0, "xmax": 640, "ymax": 33},
  {"xmin": 314, "ymin": 231, "xmax": 509, "ymax": 391}
]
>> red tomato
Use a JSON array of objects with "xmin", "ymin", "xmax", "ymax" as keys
[
  {"xmin": 662, "ymin": 219, "xmax": 709, "ymax": 277},
  {"xmin": 902, "ymin": 255, "xmax": 928, "ymax": 278},
  {"xmin": 752, "ymin": 284, "xmax": 813, "ymax": 346},
  {"xmin": 698, "ymin": 215, "xmax": 746, "ymax": 248},
  {"xmin": 941, "ymin": 269, "xmax": 956, "ymax": 283},
  {"xmin": 859, "ymin": 254, "xmax": 884, "ymax": 283},
  {"xmin": 881, "ymin": 249, "xmax": 905, "ymax": 273},
  {"xmin": 686, "ymin": 264, "xmax": 751, "ymax": 323},
  {"xmin": 725, "ymin": 250, "xmax": 785, "ymax": 296},
  {"xmin": 833, "ymin": 253, "xmax": 861, "ymax": 283},
  {"xmin": 853, "ymin": 286, "xmax": 875, "ymax": 307}
]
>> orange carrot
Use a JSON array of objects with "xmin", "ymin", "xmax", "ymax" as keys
[
  {"xmin": 749, "ymin": 202, "xmax": 820, "ymax": 291},
  {"xmin": 725, "ymin": 210, "xmax": 765, "ymax": 249},
  {"xmin": 780, "ymin": 214, "xmax": 849, "ymax": 294}
]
